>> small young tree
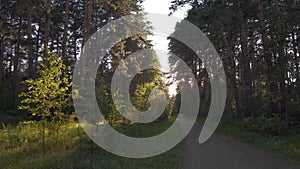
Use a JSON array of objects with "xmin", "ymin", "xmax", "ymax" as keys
[
  {"xmin": 19, "ymin": 51, "xmax": 72, "ymax": 152},
  {"xmin": 19, "ymin": 51, "xmax": 72, "ymax": 121}
]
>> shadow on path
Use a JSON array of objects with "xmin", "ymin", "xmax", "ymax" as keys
[{"xmin": 183, "ymin": 123, "xmax": 300, "ymax": 169}]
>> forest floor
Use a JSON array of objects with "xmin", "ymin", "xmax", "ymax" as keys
[
  {"xmin": 1, "ymin": 113, "xmax": 299, "ymax": 169},
  {"xmin": 183, "ymin": 123, "xmax": 300, "ymax": 169},
  {"xmin": 0, "ymin": 118, "xmax": 184, "ymax": 169}
]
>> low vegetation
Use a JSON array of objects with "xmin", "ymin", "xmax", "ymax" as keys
[{"xmin": 0, "ymin": 119, "xmax": 184, "ymax": 169}]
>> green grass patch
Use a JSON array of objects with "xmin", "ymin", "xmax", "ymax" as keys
[{"xmin": 0, "ymin": 119, "xmax": 184, "ymax": 169}]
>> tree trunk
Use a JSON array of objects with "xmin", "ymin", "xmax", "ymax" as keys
[
  {"xmin": 0, "ymin": 36, "xmax": 4, "ymax": 81},
  {"xmin": 274, "ymin": 0, "xmax": 288, "ymax": 120},
  {"xmin": 73, "ymin": 33, "xmax": 77, "ymax": 64},
  {"xmin": 223, "ymin": 34, "xmax": 242, "ymax": 119},
  {"xmin": 238, "ymin": 1, "xmax": 254, "ymax": 118},
  {"xmin": 83, "ymin": 0, "xmax": 93, "ymax": 44},
  {"xmin": 27, "ymin": 10, "xmax": 34, "ymax": 78},
  {"xmin": 255, "ymin": 0, "xmax": 279, "ymax": 116},
  {"xmin": 83, "ymin": 0, "xmax": 88, "ymax": 43},
  {"xmin": 62, "ymin": 0, "xmax": 69, "ymax": 65},
  {"xmin": 292, "ymin": 32, "xmax": 300, "ymax": 92},
  {"xmin": 43, "ymin": 0, "xmax": 51, "ymax": 60},
  {"xmin": 35, "ymin": 23, "xmax": 40, "ymax": 75},
  {"xmin": 12, "ymin": 17, "xmax": 22, "ymax": 110}
]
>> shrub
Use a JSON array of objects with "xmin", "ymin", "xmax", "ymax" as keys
[{"xmin": 239, "ymin": 115, "xmax": 293, "ymax": 135}]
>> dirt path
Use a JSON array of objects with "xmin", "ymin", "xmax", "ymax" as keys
[{"xmin": 183, "ymin": 123, "xmax": 299, "ymax": 169}]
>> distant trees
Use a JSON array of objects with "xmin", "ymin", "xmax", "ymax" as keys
[
  {"xmin": 0, "ymin": 0, "xmax": 173, "ymax": 126},
  {"xmin": 0, "ymin": 0, "xmax": 146, "ymax": 111},
  {"xmin": 169, "ymin": 0, "xmax": 300, "ymax": 131}
]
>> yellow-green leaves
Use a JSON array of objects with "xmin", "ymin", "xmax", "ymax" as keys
[{"xmin": 18, "ymin": 51, "xmax": 72, "ymax": 121}]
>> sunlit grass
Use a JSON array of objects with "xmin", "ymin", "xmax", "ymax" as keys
[{"xmin": 0, "ymin": 118, "xmax": 184, "ymax": 169}]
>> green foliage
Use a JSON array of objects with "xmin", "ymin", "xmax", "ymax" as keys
[
  {"xmin": 132, "ymin": 82, "xmax": 158, "ymax": 111},
  {"xmin": 18, "ymin": 51, "xmax": 72, "ymax": 122},
  {"xmin": 96, "ymin": 72, "xmax": 173, "ymax": 125},
  {"xmin": 130, "ymin": 81, "xmax": 168, "ymax": 121},
  {"xmin": 239, "ymin": 115, "xmax": 294, "ymax": 135}
]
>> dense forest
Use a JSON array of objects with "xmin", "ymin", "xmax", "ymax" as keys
[
  {"xmin": 0, "ymin": 0, "xmax": 150, "ymax": 110},
  {"xmin": 0, "ymin": 0, "xmax": 299, "ymax": 168},
  {"xmin": 169, "ymin": 0, "xmax": 300, "ymax": 135},
  {"xmin": 0, "ymin": 1, "xmax": 177, "ymax": 168}
]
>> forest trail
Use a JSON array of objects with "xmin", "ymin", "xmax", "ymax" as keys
[{"xmin": 182, "ymin": 123, "xmax": 299, "ymax": 169}]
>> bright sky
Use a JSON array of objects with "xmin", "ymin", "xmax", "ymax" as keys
[
  {"xmin": 142, "ymin": 0, "xmax": 191, "ymax": 95},
  {"xmin": 143, "ymin": 0, "xmax": 189, "ymax": 18},
  {"xmin": 142, "ymin": 0, "xmax": 190, "ymax": 71}
]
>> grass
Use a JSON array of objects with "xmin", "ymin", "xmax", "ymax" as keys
[
  {"xmin": 0, "ymin": 118, "xmax": 184, "ymax": 169},
  {"xmin": 198, "ymin": 117, "xmax": 300, "ymax": 165}
]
